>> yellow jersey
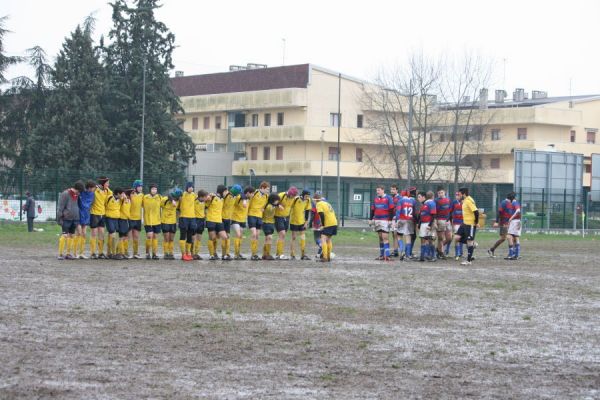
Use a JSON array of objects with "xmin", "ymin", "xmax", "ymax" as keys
[
  {"xmin": 194, "ymin": 198, "xmax": 206, "ymax": 219},
  {"xmin": 179, "ymin": 191, "xmax": 197, "ymax": 218},
  {"xmin": 105, "ymin": 195, "xmax": 121, "ymax": 219},
  {"xmin": 316, "ymin": 200, "xmax": 337, "ymax": 227},
  {"xmin": 222, "ymin": 193, "xmax": 235, "ymax": 220},
  {"xmin": 248, "ymin": 191, "xmax": 268, "ymax": 218},
  {"xmin": 274, "ymin": 192, "xmax": 295, "ymax": 217},
  {"xmin": 142, "ymin": 194, "xmax": 162, "ymax": 226},
  {"xmin": 289, "ymin": 197, "xmax": 311, "ymax": 225},
  {"xmin": 462, "ymin": 196, "xmax": 478, "ymax": 225},
  {"xmin": 120, "ymin": 198, "xmax": 131, "ymax": 220},
  {"xmin": 129, "ymin": 192, "xmax": 143, "ymax": 220},
  {"xmin": 231, "ymin": 195, "xmax": 248, "ymax": 223},
  {"xmin": 206, "ymin": 195, "xmax": 224, "ymax": 223},
  {"xmin": 263, "ymin": 204, "xmax": 276, "ymax": 224},
  {"xmin": 161, "ymin": 196, "xmax": 179, "ymax": 224},
  {"xmin": 90, "ymin": 187, "xmax": 112, "ymax": 215}
]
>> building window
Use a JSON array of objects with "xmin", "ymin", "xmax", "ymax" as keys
[
  {"xmin": 439, "ymin": 134, "xmax": 446, "ymax": 142},
  {"xmin": 357, "ymin": 114, "xmax": 364, "ymax": 128},
  {"xmin": 264, "ymin": 113, "xmax": 271, "ymax": 127},
  {"xmin": 586, "ymin": 164, "xmax": 592, "ymax": 173},
  {"xmin": 251, "ymin": 114, "xmax": 258, "ymax": 127},
  {"xmin": 491, "ymin": 129, "xmax": 500, "ymax": 141},
  {"xmin": 203, "ymin": 116, "xmax": 210, "ymax": 130},
  {"xmin": 587, "ymin": 131, "xmax": 596, "ymax": 144},
  {"xmin": 490, "ymin": 158, "xmax": 500, "ymax": 169},
  {"xmin": 250, "ymin": 146, "xmax": 258, "ymax": 160},
  {"xmin": 192, "ymin": 117, "xmax": 199, "ymax": 130},
  {"xmin": 215, "ymin": 116, "xmax": 222, "ymax": 129},
  {"xmin": 330, "ymin": 113, "xmax": 341, "ymax": 127},
  {"xmin": 517, "ymin": 127, "xmax": 527, "ymax": 140},
  {"xmin": 263, "ymin": 146, "xmax": 270, "ymax": 160},
  {"xmin": 328, "ymin": 146, "xmax": 339, "ymax": 161},
  {"xmin": 356, "ymin": 148, "xmax": 363, "ymax": 162},
  {"xmin": 276, "ymin": 146, "xmax": 283, "ymax": 160},
  {"xmin": 277, "ymin": 112, "xmax": 284, "ymax": 126}
]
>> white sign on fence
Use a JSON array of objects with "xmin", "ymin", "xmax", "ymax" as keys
[{"xmin": 353, "ymin": 194, "xmax": 362, "ymax": 201}]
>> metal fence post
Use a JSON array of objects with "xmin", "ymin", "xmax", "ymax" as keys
[
  {"xmin": 563, "ymin": 189, "xmax": 567, "ymax": 229},
  {"xmin": 18, "ymin": 169, "xmax": 24, "ymax": 221},
  {"xmin": 541, "ymin": 188, "xmax": 545, "ymax": 229}
]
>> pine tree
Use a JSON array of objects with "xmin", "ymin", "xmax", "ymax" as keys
[
  {"xmin": 29, "ymin": 23, "xmax": 108, "ymax": 172},
  {"xmin": 103, "ymin": 0, "xmax": 194, "ymax": 182}
]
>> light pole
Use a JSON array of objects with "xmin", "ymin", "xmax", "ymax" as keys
[
  {"xmin": 336, "ymin": 73, "xmax": 341, "ymax": 218},
  {"xmin": 407, "ymin": 79, "xmax": 413, "ymax": 188},
  {"xmin": 320, "ymin": 129, "xmax": 325, "ymax": 192},
  {"xmin": 140, "ymin": 58, "xmax": 147, "ymax": 182}
]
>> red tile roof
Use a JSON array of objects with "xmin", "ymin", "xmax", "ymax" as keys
[{"xmin": 171, "ymin": 64, "xmax": 310, "ymax": 97}]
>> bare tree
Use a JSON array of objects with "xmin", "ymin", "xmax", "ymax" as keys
[{"xmin": 360, "ymin": 50, "xmax": 494, "ymax": 189}]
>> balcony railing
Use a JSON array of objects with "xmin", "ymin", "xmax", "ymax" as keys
[{"xmin": 181, "ymin": 88, "xmax": 308, "ymax": 113}]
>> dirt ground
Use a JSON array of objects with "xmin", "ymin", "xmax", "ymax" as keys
[{"xmin": 1, "ymin": 237, "xmax": 599, "ymax": 399}]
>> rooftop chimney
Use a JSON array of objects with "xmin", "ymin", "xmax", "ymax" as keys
[
  {"xmin": 513, "ymin": 88, "xmax": 525, "ymax": 102},
  {"xmin": 495, "ymin": 90, "xmax": 506, "ymax": 103},
  {"xmin": 532, "ymin": 90, "xmax": 548, "ymax": 99},
  {"xmin": 479, "ymin": 88, "xmax": 488, "ymax": 109}
]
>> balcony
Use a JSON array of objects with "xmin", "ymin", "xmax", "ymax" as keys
[
  {"xmin": 485, "ymin": 107, "xmax": 582, "ymax": 127},
  {"xmin": 232, "ymin": 160, "xmax": 371, "ymax": 177},
  {"xmin": 230, "ymin": 125, "xmax": 378, "ymax": 144},
  {"xmin": 188, "ymin": 129, "xmax": 228, "ymax": 144},
  {"xmin": 181, "ymin": 88, "xmax": 308, "ymax": 113}
]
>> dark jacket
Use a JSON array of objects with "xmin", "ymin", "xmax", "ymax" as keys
[
  {"xmin": 57, "ymin": 190, "xmax": 80, "ymax": 223},
  {"xmin": 24, "ymin": 195, "xmax": 36, "ymax": 218}
]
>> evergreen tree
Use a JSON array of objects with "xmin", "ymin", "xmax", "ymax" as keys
[
  {"xmin": 103, "ymin": 0, "xmax": 194, "ymax": 182},
  {"xmin": 29, "ymin": 23, "xmax": 108, "ymax": 171}
]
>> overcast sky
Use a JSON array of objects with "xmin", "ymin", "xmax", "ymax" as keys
[{"xmin": 3, "ymin": 0, "xmax": 599, "ymax": 96}]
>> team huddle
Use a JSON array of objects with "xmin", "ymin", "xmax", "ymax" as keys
[
  {"xmin": 56, "ymin": 178, "xmax": 338, "ymax": 262},
  {"xmin": 369, "ymin": 184, "xmax": 522, "ymax": 265}
]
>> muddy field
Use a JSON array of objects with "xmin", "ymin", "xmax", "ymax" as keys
[{"xmin": 1, "ymin": 237, "xmax": 599, "ymax": 399}]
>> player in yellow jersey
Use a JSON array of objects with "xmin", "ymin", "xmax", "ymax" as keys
[
  {"xmin": 89, "ymin": 177, "xmax": 112, "ymax": 259},
  {"xmin": 56, "ymin": 181, "xmax": 84, "ymax": 260},
  {"xmin": 247, "ymin": 181, "xmax": 270, "ymax": 261},
  {"xmin": 193, "ymin": 189, "xmax": 209, "ymax": 260},
  {"xmin": 314, "ymin": 193, "xmax": 338, "ymax": 262},
  {"xmin": 128, "ymin": 180, "xmax": 144, "ymax": 259},
  {"xmin": 104, "ymin": 187, "xmax": 122, "ymax": 259},
  {"xmin": 231, "ymin": 186, "xmax": 253, "ymax": 260},
  {"xmin": 205, "ymin": 185, "xmax": 228, "ymax": 260},
  {"xmin": 114, "ymin": 189, "xmax": 132, "ymax": 260},
  {"xmin": 455, "ymin": 187, "xmax": 479, "ymax": 266},
  {"xmin": 274, "ymin": 186, "xmax": 298, "ymax": 260},
  {"xmin": 161, "ymin": 188, "xmax": 181, "ymax": 260},
  {"xmin": 178, "ymin": 182, "xmax": 198, "ymax": 261},
  {"xmin": 220, "ymin": 185, "xmax": 237, "ymax": 261},
  {"xmin": 289, "ymin": 189, "xmax": 312, "ymax": 260},
  {"xmin": 142, "ymin": 183, "xmax": 162, "ymax": 260},
  {"xmin": 261, "ymin": 193, "xmax": 281, "ymax": 260}
]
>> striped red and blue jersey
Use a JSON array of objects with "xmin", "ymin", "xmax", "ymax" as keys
[
  {"xmin": 451, "ymin": 200, "xmax": 463, "ymax": 224},
  {"xmin": 498, "ymin": 199, "xmax": 512, "ymax": 224},
  {"xmin": 419, "ymin": 199, "xmax": 437, "ymax": 223},
  {"xmin": 509, "ymin": 200, "xmax": 521, "ymax": 220},
  {"xmin": 435, "ymin": 196, "xmax": 451, "ymax": 220},
  {"xmin": 371, "ymin": 195, "xmax": 394, "ymax": 220},
  {"xmin": 396, "ymin": 196, "xmax": 417, "ymax": 221}
]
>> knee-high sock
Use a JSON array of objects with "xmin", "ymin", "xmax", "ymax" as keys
[
  {"xmin": 179, "ymin": 240, "xmax": 187, "ymax": 255},
  {"xmin": 221, "ymin": 239, "xmax": 227, "ymax": 255},
  {"xmin": 185, "ymin": 242, "xmax": 192, "ymax": 254},
  {"xmin": 98, "ymin": 239, "xmax": 104, "ymax": 255},
  {"xmin": 58, "ymin": 236, "xmax": 66, "ymax": 256},
  {"xmin": 164, "ymin": 240, "xmax": 169, "ymax": 255},
  {"xmin": 90, "ymin": 238, "xmax": 97, "ymax": 255},
  {"xmin": 300, "ymin": 238, "xmax": 306, "ymax": 256},
  {"xmin": 65, "ymin": 237, "xmax": 73, "ymax": 255},
  {"xmin": 133, "ymin": 239, "xmax": 139, "ymax": 255},
  {"xmin": 264, "ymin": 243, "xmax": 271, "ymax": 256},
  {"xmin": 123, "ymin": 239, "xmax": 129, "ymax": 255},
  {"xmin": 225, "ymin": 239, "xmax": 231, "ymax": 255},
  {"xmin": 276, "ymin": 240, "xmax": 284, "ymax": 256},
  {"xmin": 290, "ymin": 240, "xmax": 296, "ymax": 257},
  {"xmin": 467, "ymin": 245, "xmax": 474, "ymax": 261},
  {"xmin": 234, "ymin": 238, "xmax": 241, "ymax": 256},
  {"xmin": 251, "ymin": 239, "xmax": 258, "ymax": 256},
  {"xmin": 193, "ymin": 238, "xmax": 200, "ymax": 255},
  {"xmin": 145, "ymin": 239, "xmax": 151, "ymax": 254},
  {"xmin": 152, "ymin": 238, "xmax": 158, "ymax": 255},
  {"xmin": 108, "ymin": 236, "xmax": 114, "ymax": 255},
  {"xmin": 207, "ymin": 239, "xmax": 215, "ymax": 256}
]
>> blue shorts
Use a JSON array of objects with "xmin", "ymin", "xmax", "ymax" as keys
[
  {"xmin": 129, "ymin": 219, "xmax": 142, "ymax": 231},
  {"xmin": 118, "ymin": 219, "xmax": 130, "ymax": 237},
  {"xmin": 61, "ymin": 219, "xmax": 79, "ymax": 235},
  {"xmin": 79, "ymin": 212, "xmax": 91, "ymax": 226},
  {"xmin": 90, "ymin": 214, "xmax": 105, "ymax": 229},
  {"xmin": 206, "ymin": 221, "xmax": 225, "ymax": 233},
  {"xmin": 195, "ymin": 218, "xmax": 205, "ymax": 235},
  {"xmin": 321, "ymin": 226, "xmax": 337, "ymax": 237},
  {"xmin": 144, "ymin": 224, "xmax": 161, "ymax": 234},
  {"xmin": 105, "ymin": 217, "xmax": 118, "ymax": 234},
  {"xmin": 262, "ymin": 223, "xmax": 275, "ymax": 236},
  {"xmin": 275, "ymin": 216, "xmax": 289, "ymax": 232},
  {"xmin": 162, "ymin": 223, "xmax": 177, "ymax": 234},
  {"xmin": 290, "ymin": 223, "xmax": 305, "ymax": 232},
  {"xmin": 247, "ymin": 216, "xmax": 263, "ymax": 229},
  {"xmin": 179, "ymin": 217, "xmax": 197, "ymax": 231},
  {"xmin": 223, "ymin": 219, "xmax": 231, "ymax": 234}
]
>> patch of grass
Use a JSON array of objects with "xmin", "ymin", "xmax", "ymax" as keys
[
  {"xmin": 522, "ymin": 315, "xmax": 531, "ymax": 321},
  {"xmin": 319, "ymin": 373, "xmax": 335, "ymax": 382},
  {"xmin": 358, "ymin": 341, "xmax": 369, "ymax": 350},
  {"xmin": 391, "ymin": 364, "xmax": 400, "ymax": 369},
  {"xmin": 192, "ymin": 323, "xmax": 202, "ymax": 329},
  {"xmin": 465, "ymin": 338, "xmax": 477, "ymax": 345}
]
